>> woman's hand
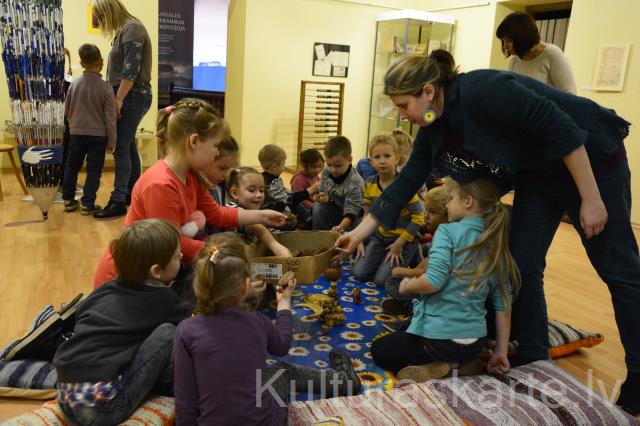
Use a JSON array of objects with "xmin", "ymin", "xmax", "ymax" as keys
[
  {"xmin": 334, "ymin": 231, "xmax": 362, "ymax": 258},
  {"xmin": 486, "ymin": 352, "xmax": 510, "ymax": 375},
  {"xmin": 260, "ymin": 210, "xmax": 287, "ymax": 227},
  {"xmin": 580, "ymin": 197, "xmax": 607, "ymax": 239}
]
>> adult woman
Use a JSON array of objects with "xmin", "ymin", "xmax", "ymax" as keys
[
  {"xmin": 496, "ymin": 11, "xmax": 576, "ymax": 93},
  {"xmin": 92, "ymin": 0, "xmax": 153, "ymax": 218},
  {"xmin": 335, "ymin": 51, "xmax": 639, "ymax": 415}
]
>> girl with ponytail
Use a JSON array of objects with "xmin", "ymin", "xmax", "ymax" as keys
[{"xmin": 336, "ymin": 49, "xmax": 639, "ymax": 414}]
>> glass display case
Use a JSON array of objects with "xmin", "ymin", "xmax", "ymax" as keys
[{"xmin": 368, "ymin": 10, "xmax": 454, "ymax": 144}]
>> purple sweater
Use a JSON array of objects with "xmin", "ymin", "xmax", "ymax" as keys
[{"xmin": 174, "ymin": 308, "xmax": 292, "ymax": 425}]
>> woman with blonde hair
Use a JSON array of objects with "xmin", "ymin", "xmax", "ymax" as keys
[
  {"xmin": 335, "ymin": 50, "xmax": 640, "ymax": 415},
  {"xmin": 92, "ymin": 0, "xmax": 153, "ymax": 218}
]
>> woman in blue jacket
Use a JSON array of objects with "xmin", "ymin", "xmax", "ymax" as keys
[{"xmin": 336, "ymin": 50, "xmax": 639, "ymax": 415}]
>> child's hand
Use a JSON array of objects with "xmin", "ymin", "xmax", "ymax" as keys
[
  {"xmin": 314, "ymin": 192, "xmax": 329, "ymax": 204},
  {"xmin": 248, "ymin": 278, "xmax": 267, "ymax": 297},
  {"xmin": 355, "ymin": 242, "xmax": 365, "ymax": 260},
  {"xmin": 261, "ymin": 210, "xmax": 287, "ymax": 227},
  {"xmin": 392, "ymin": 266, "xmax": 404, "ymax": 277},
  {"xmin": 191, "ymin": 210, "xmax": 206, "ymax": 231},
  {"xmin": 308, "ymin": 181, "xmax": 321, "ymax": 195},
  {"xmin": 331, "ymin": 225, "xmax": 343, "ymax": 233},
  {"xmin": 276, "ymin": 277, "xmax": 296, "ymax": 310},
  {"xmin": 486, "ymin": 353, "xmax": 510, "ymax": 375},
  {"xmin": 271, "ymin": 242, "xmax": 292, "ymax": 258},
  {"xmin": 385, "ymin": 241, "xmax": 404, "ymax": 267},
  {"xmin": 398, "ymin": 277, "xmax": 412, "ymax": 295}
]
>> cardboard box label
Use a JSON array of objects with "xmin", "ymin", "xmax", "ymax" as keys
[{"xmin": 251, "ymin": 263, "xmax": 283, "ymax": 280}]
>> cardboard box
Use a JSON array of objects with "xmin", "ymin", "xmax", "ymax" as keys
[{"xmin": 247, "ymin": 231, "xmax": 339, "ymax": 284}]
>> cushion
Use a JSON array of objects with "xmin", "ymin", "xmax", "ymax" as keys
[
  {"xmin": 547, "ymin": 319, "xmax": 604, "ymax": 358},
  {"xmin": 3, "ymin": 396, "xmax": 176, "ymax": 426},
  {"xmin": 0, "ymin": 360, "xmax": 57, "ymax": 399},
  {"xmin": 482, "ymin": 318, "xmax": 604, "ymax": 360}
]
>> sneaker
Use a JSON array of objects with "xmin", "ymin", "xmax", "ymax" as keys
[
  {"xmin": 396, "ymin": 361, "xmax": 451, "ymax": 386},
  {"xmin": 64, "ymin": 199, "xmax": 80, "ymax": 212},
  {"xmin": 80, "ymin": 205, "xmax": 102, "ymax": 216},
  {"xmin": 2, "ymin": 294, "xmax": 84, "ymax": 361},
  {"xmin": 381, "ymin": 298, "xmax": 411, "ymax": 316},
  {"xmin": 329, "ymin": 349, "xmax": 361, "ymax": 396}
]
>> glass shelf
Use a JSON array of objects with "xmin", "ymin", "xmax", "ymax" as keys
[{"xmin": 367, "ymin": 10, "xmax": 454, "ymax": 144}]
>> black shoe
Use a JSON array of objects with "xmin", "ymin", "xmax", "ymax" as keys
[
  {"xmin": 617, "ymin": 372, "xmax": 640, "ymax": 416},
  {"xmin": 63, "ymin": 199, "xmax": 80, "ymax": 212},
  {"xmin": 80, "ymin": 204, "xmax": 102, "ymax": 216},
  {"xmin": 93, "ymin": 200, "xmax": 127, "ymax": 219},
  {"xmin": 2, "ymin": 294, "xmax": 84, "ymax": 361},
  {"xmin": 329, "ymin": 349, "xmax": 361, "ymax": 396},
  {"xmin": 381, "ymin": 298, "xmax": 411, "ymax": 315},
  {"xmin": 383, "ymin": 317, "xmax": 411, "ymax": 332}
]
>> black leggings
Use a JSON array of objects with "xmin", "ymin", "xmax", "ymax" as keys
[{"xmin": 371, "ymin": 331, "xmax": 485, "ymax": 373}]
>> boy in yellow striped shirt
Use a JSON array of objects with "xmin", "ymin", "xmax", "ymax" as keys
[{"xmin": 353, "ymin": 135, "xmax": 424, "ymax": 288}]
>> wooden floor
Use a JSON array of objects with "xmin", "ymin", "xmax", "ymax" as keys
[{"xmin": 0, "ymin": 169, "xmax": 638, "ymax": 420}]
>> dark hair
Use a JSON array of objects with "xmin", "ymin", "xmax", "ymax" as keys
[
  {"xmin": 193, "ymin": 233, "xmax": 251, "ymax": 315},
  {"xmin": 299, "ymin": 148, "xmax": 324, "ymax": 168},
  {"xmin": 324, "ymin": 136, "xmax": 352, "ymax": 158},
  {"xmin": 218, "ymin": 136, "xmax": 239, "ymax": 158},
  {"xmin": 78, "ymin": 43, "xmax": 102, "ymax": 66},
  {"xmin": 384, "ymin": 49, "xmax": 458, "ymax": 97},
  {"xmin": 111, "ymin": 219, "xmax": 180, "ymax": 287},
  {"xmin": 496, "ymin": 12, "xmax": 541, "ymax": 58}
]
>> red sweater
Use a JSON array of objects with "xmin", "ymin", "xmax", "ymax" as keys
[
  {"xmin": 94, "ymin": 160, "xmax": 238, "ymax": 287},
  {"xmin": 290, "ymin": 171, "xmax": 319, "ymax": 209}
]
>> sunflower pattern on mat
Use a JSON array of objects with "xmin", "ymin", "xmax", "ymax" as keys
[{"xmin": 264, "ymin": 257, "xmax": 406, "ymax": 400}]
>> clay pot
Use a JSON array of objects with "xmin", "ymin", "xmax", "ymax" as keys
[{"xmin": 324, "ymin": 265, "xmax": 341, "ymax": 281}]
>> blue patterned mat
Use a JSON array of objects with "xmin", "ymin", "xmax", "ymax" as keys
[{"xmin": 265, "ymin": 260, "xmax": 404, "ymax": 400}]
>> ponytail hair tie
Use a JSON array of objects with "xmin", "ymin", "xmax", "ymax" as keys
[
  {"xmin": 165, "ymin": 105, "xmax": 175, "ymax": 115},
  {"xmin": 208, "ymin": 245, "xmax": 222, "ymax": 264}
]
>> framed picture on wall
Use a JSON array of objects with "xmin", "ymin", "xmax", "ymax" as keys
[{"xmin": 313, "ymin": 42, "xmax": 350, "ymax": 78}]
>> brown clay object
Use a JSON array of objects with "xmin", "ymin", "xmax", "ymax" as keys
[
  {"xmin": 323, "ymin": 259, "xmax": 341, "ymax": 281},
  {"xmin": 352, "ymin": 286, "xmax": 362, "ymax": 304}
]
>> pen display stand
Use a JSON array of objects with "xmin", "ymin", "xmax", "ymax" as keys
[
  {"xmin": 297, "ymin": 81, "xmax": 344, "ymax": 167},
  {"xmin": 0, "ymin": 0, "xmax": 65, "ymax": 219}
]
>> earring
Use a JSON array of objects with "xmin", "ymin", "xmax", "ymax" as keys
[{"xmin": 423, "ymin": 108, "xmax": 436, "ymax": 124}]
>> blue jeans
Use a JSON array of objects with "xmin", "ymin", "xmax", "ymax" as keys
[
  {"xmin": 111, "ymin": 90, "xmax": 152, "ymax": 203},
  {"xmin": 59, "ymin": 323, "xmax": 176, "ymax": 426},
  {"xmin": 510, "ymin": 160, "xmax": 640, "ymax": 372},
  {"xmin": 353, "ymin": 233, "xmax": 420, "ymax": 287},
  {"xmin": 61, "ymin": 135, "xmax": 107, "ymax": 207}
]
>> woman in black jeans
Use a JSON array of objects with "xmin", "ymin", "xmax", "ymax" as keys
[
  {"xmin": 335, "ymin": 51, "xmax": 640, "ymax": 415},
  {"xmin": 92, "ymin": 0, "xmax": 153, "ymax": 218}
]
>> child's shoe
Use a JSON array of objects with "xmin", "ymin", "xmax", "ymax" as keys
[
  {"xmin": 329, "ymin": 349, "xmax": 361, "ymax": 396},
  {"xmin": 64, "ymin": 199, "xmax": 80, "ymax": 212},
  {"xmin": 1, "ymin": 294, "xmax": 84, "ymax": 361},
  {"xmin": 396, "ymin": 361, "xmax": 451, "ymax": 385},
  {"xmin": 80, "ymin": 204, "xmax": 102, "ymax": 216},
  {"xmin": 381, "ymin": 298, "xmax": 411, "ymax": 315}
]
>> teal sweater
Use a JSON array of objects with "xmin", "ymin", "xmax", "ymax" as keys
[{"xmin": 407, "ymin": 216, "xmax": 508, "ymax": 340}]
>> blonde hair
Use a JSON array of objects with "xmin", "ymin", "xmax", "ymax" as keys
[
  {"xmin": 92, "ymin": 0, "xmax": 138, "ymax": 39},
  {"xmin": 391, "ymin": 129, "xmax": 413, "ymax": 151},
  {"xmin": 258, "ymin": 144, "xmax": 286, "ymax": 170},
  {"xmin": 424, "ymin": 185, "xmax": 448, "ymax": 215},
  {"xmin": 111, "ymin": 219, "xmax": 180, "ymax": 287},
  {"xmin": 444, "ymin": 178, "xmax": 520, "ymax": 311},
  {"xmin": 368, "ymin": 134, "xmax": 398, "ymax": 157},
  {"xmin": 193, "ymin": 233, "xmax": 251, "ymax": 315},
  {"xmin": 384, "ymin": 50, "xmax": 459, "ymax": 97}
]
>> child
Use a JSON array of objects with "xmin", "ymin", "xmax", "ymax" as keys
[
  {"xmin": 226, "ymin": 167, "xmax": 292, "ymax": 257},
  {"xmin": 61, "ymin": 44, "xmax": 116, "ymax": 215},
  {"xmin": 290, "ymin": 148, "xmax": 324, "ymax": 213},
  {"xmin": 174, "ymin": 233, "xmax": 360, "ymax": 424},
  {"xmin": 390, "ymin": 129, "xmax": 413, "ymax": 171},
  {"xmin": 54, "ymin": 219, "xmax": 192, "ymax": 425},
  {"xmin": 353, "ymin": 135, "xmax": 424, "ymax": 289},
  {"xmin": 258, "ymin": 144, "xmax": 320, "ymax": 230},
  {"xmin": 371, "ymin": 178, "xmax": 519, "ymax": 383},
  {"xmin": 383, "ymin": 184, "xmax": 449, "ymax": 316},
  {"xmin": 93, "ymin": 98, "xmax": 286, "ymax": 287},
  {"xmin": 313, "ymin": 136, "xmax": 364, "ymax": 232},
  {"xmin": 203, "ymin": 136, "xmax": 240, "ymax": 235}
]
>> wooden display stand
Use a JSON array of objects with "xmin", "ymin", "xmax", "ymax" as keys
[{"xmin": 297, "ymin": 81, "xmax": 344, "ymax": 168}]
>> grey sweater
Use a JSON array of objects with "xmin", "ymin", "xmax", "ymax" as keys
[
  {"xmin": 318, "ymin": 165, "xmax": 364, "ymax": 221},
  {"xmin": 64, "ymin": 71, "xmax": 117, "ymax": 148}
]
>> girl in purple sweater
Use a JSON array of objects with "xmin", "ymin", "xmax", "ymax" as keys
[{"xmin": 174, "ymin": 233, "xmax": 360, "ymax": 425}]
